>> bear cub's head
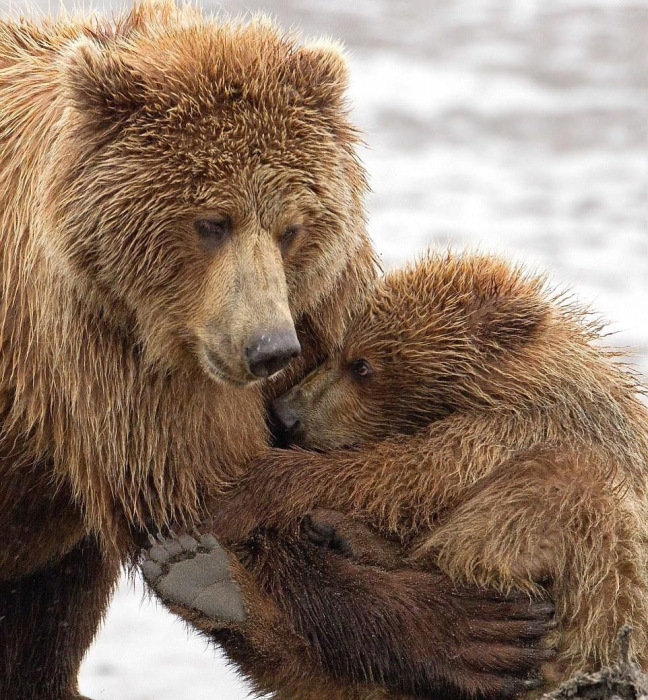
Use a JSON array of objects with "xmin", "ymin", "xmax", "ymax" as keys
[
  {"xmin": 43, "ymin": 5, "xmax": 367, "ymax": 385},
  {"xmin": 272, "ymin": 252, "xmax": 552, "ymax": 450}
]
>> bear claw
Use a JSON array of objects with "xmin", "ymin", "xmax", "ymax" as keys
[
  {"xmin": 301, "ymin": 512, "xmax": 354, "ymax": 557},
  {"xmin": 142, "ymin": 532, "xmax": 246, "ymax": 624}
]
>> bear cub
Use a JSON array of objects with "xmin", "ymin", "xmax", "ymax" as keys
[
  {"xmin": 268, "ymin": 251, "xmax": 648, "ymax": 690},
  {"xmin": 148, "ymin": 251, "xmax": 648, "ymax": 695}
]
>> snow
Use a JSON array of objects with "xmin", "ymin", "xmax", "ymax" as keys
[
  {"xmin": 80, "ymin": 578, "xmax": 252, "ymax": 699},
  {"xmin": 8, "ymin": 0, "xmax": 646, "ymax": 696}
]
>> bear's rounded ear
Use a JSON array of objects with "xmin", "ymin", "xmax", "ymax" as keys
[
  {"xmin": 59, "ymin": 37, "xmax": 145, "ymax": 128},
  {"xmin": 471, "ymin": 295, "xmax": 550, "ymax": 350},
  {"xmin": 291, "ymin": 39, "xmax": 350, "ymax": 111}
]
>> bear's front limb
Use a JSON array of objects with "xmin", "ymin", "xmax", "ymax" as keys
[
  {"xmin": 144, "ymin": 530, "xmax": 555, "ymax": 699},
  {"xmin": 143, "ymin": 532, "xmax": 389, "ymax": 699},
  {"xmin": 207, "ymin": 411, "xmax": 527, "ymax": 545},
  {"xmin": 301, "ymin": 508, "xmax": 405, "ymax": 569},
  {"xmin": 0, "ymin": 534, "xmax": 120, "ymax": 700}
]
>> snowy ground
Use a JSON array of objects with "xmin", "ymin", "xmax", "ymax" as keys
[{"xmin": 8, "ymin": 0, "xmax": 647, "ymax": 696}]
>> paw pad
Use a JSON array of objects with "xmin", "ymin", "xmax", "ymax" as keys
[{"xmin": 142, "ymin": 532, "xmax": 245, "ymax": 624}]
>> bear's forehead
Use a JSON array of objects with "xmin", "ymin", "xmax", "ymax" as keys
[
  {"xmin": 115, "ymin": 132, "xmax": 325, "ymax": 204},
  {"xmin": 110, "ymin": 22, "xmax": 333, "ymax": 122},
  {"xmin": 115, "ymin": 102, "xmax": 341, "ymax": 194},
  {"xmin": 142, "ymin": 102, "xmax": 329, "ymax": 155}
]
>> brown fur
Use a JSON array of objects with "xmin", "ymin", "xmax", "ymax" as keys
[
  {"xmin": 224, "ymin": 531, "xmax": 555, "ymax": 699},
  {"xmin": 150, "ymin": 526, "xmax": 554, "ymax": 700},
  {"xmin": 213, "ymin": 251, "xmax": 648, "ymax": 691},
  {"xmin": 0, "ymin": 3, "xmax": 376, "ymax": 697}
]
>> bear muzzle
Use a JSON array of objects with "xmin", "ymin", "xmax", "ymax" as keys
[{"xmin": 245, "ymin": 327, "xmax": 301, "ymax": 379}]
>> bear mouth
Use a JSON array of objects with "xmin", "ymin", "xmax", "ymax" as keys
[{"xmin": 202, "ymin": 347, "xmax": 258, "ymax": 387}]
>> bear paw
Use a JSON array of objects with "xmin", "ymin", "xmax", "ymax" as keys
[
  {"xmin": 301, "ymin": 509, "xmax": 403, "ymax": 569},
  {"xmin": 142, "ymin": 532, "xmax": 246, "ymax": 624},
  {"xmin": 301, "ymin": 510, "xmax": 355, "ymax": 557}
]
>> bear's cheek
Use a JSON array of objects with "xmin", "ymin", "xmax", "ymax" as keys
[
  {"xmin": 303, "ymin": 385, "xmax": 376, "ymax": 450},
  {"xmin": 284, "ymin": 228, "xmax": 353, "ymax": 317}
]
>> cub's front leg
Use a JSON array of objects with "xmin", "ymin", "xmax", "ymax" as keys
[
  {"xmin": 415, "ymin": 447, "xmax": 619, "ymax": 593},
  {"xmin": 416, "ymin": 450, "xmax": 571, "ymax": 591}
]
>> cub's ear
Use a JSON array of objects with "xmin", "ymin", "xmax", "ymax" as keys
[
  {"xmin": 59, "ymin": 38, "xmax": 146, "ymax": 129},
  {"xmin": 291, "ymin": 39, "xmax": 350, "ymax": 112},
  {"xmin": 469, "ymin": 294, "xmax": 550, "ymax": 349}
]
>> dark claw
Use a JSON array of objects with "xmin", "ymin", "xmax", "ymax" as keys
[
  {"xmin": 509, "ymin": 599, "xmax": 554, "ymax": 621},
  {"xmin": 301, "ymin": 514, "xmax": 354, "ymax": 557},
  {"xmin": 535, "ymin": 602, "xmax": 555, "ymax": 616},
  {"xmin": 302, "ymin": 514, "xmax": 333, "ymax": 544}
]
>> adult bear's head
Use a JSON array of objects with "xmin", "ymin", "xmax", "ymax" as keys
[{"xmin": 42, "ymin": 2, "xmax": 374, "ymax": 385}]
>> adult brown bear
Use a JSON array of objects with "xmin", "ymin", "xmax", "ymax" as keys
[{"xmin": 0, "ymin": 3, "xmax": 551, "ymax": 699}]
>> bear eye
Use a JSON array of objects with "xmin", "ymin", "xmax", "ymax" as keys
[
  {"xmin": 349, "ymin": 358, "xmax": 374, "ymax": 381},
  {"xmin": 279, "ymin": 224, "xmax": 302, "ymax": 253},
  {"xmin": 194, "ymin": 217, "xmax": 232, "ymax": 252}
]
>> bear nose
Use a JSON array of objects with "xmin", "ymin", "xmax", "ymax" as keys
[
  {"xmin": 270, "ymin": 395, "xmax": 301, "ymax": 435},
  {"xmin": 245, "ymin": 328, "xmax": 301, "ymax": 378}
]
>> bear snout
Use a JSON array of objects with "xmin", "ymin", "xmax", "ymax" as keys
[
  {"xmin": 270, "ymin": 394, "xmax": 302, "ymax": 438},
  {"xmin": 245, "ymin": 328, "xmax": 301, "ymax": 379}
]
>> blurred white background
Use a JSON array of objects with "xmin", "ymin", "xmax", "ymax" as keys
[{"xmin": 5, "ymin": 0, "xmax": 647, "ymax": 697}]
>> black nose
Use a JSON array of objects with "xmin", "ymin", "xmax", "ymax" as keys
[
  {"xmin": 271, "ymin": 396, "xmax": 301, "ymax": 434},
  {"xmin": 245, "ymin": 328, "xmax": 301, "ymax": 378}
]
